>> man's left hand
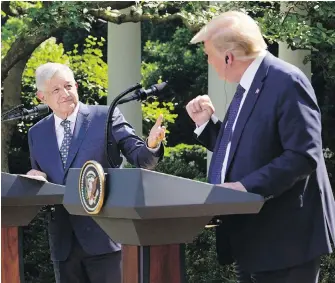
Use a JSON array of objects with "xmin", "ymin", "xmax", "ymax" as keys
[
  {"xmin": 218, "ymin": 182, "xmax": 247, "ymax": 192},
  {"xmin": 147, "ymin": 114, "xmax": 166, "ymax": 149}
]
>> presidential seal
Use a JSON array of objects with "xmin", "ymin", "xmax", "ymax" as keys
[{"xmin": 79, "ymin": 160, "xmax": 105, "ymax": 214}]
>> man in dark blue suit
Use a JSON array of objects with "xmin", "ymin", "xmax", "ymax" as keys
[
  {"xmin": 186, "ymin": 11, "xmax": 335, "ymax": 283},
  {"xmin": 26, "ymin": 62, "xmax": 165, "ymax": 283}
]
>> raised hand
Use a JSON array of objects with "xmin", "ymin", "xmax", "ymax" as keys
[
  {"xmin": 147, "ymin": 114, "xmax": 166, "ymax": 149},
  {"xmin": 186, "ymin": 95, "xmax": 215, "ymax": 126}
]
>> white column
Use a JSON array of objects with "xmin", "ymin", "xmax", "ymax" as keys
[
  {"xmin": 278, "ymin": 2, "xmax": 311, "ymax": 81},
  {"xmin": 207, "ymin": 64, "xmax": 237, "ymax": 171},
  {"xmin": 107, "ymin": 21, "xmax": 142, "ymax": 137},
  {"xmin": 278, "ymin": 43, "xmax": 311, "ymax": 80}
]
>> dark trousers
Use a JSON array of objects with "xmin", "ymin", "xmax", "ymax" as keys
[
  {"xmin": 53, "ymin": 234, "xmax": 121, "ymax": 283},
  {"xmin": 236, "ymin": 257, "xmax": 320, "ymax": 283}
]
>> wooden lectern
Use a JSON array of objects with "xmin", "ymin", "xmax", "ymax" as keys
[
  {"xmin": 2, "ymin": 169, "xmax": 264, "ymax": 283},
  {"xmin": 1, "ymin": 173, "xmax": 64, "ymax": 283}
]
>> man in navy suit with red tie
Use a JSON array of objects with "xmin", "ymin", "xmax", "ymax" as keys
[{"xmin": 186, "ymin": 11, "xmax": 335, "ymax": 283}]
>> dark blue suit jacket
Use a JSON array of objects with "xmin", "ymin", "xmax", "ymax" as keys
[
  {"xmin": 197, "ymin": 53, "xmax": 335, "ymax": 272},
  {"xmin": 28, "ymin": 102, "xmax": 163, "ymax": 261}
]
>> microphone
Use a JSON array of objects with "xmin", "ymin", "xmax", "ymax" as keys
[
  {"xmin": 118, "ymin": 82, "xmax": 167, "ymax": 105},
  {"xmin": 105, "ymin": 82, "xmax": 166, "ymax": 167},
  {"xmin": 1, "ymin": 104, "xmax": 49, "ymax": 122},
  {"xmin": 22, "ymin": 104, "xmax": 49, "ymax": 118}
]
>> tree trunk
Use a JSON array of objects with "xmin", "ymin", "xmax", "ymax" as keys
[
  {"xmin": 1, "ymin": 59, "xmax": 28, "ymax": 173},
  {"xmin": 1, "ymin": 59, "xmax": 29, "ymax": 283},
  {"xmin": 1, "ymin": 34, "xmax": 50, "ymax": 82}
]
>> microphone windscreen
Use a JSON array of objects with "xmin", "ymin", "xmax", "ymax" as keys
[
  {"xmin": 35, "ymin": 104, "xmax": 49, "ymax": 115},
  {"xmin": 153, "ymin": 82, "xmax": 167, "ymax": 92}
]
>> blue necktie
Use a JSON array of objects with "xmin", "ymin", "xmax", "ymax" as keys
[
  {"xmin": 208, "ymin": 84, "xmax": 245, "ymax": 184},
  {"xmin": 60, "ymin": 120, "xmax": 72, "ymax": 168}
]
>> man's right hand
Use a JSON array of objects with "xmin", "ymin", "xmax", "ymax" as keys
[
  {"xmin": 186, "ymin": 95, "xmax": 215, "ymax": 126},
  {"xmin": 26, "ymin": 169, "xmax": 47, "ymax": 181}
]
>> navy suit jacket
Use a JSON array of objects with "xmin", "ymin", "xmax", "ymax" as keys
[
  {"xmin": 197, "ymin": 53, "xmax": 335, "ymax": 272},
  {"xmin": 28, "ymin": 102, "xmax": 163, "ymax": 261}
]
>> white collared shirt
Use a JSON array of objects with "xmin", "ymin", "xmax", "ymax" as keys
[
  {"xmin": 195, "ymin": 51, "xmax": 267, "ymax": 183},
  {"xmin": 54, "ymin": 103, "xmax": 80, "ymax": 149},
  {"xmin": 54, "ymin": 103, "xmax": 160, "ymax": 153}
]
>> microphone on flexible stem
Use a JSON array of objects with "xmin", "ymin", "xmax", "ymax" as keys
[
  {"xmin": 105, "ymin": 82, "xmax": 168, "ymax": 168},
  {"xmin": 118, "ymin": 82, "xmax": 168, "ymax": 105},
  {"xmin": 1, "ymin": 104, "xmax": 49, "ymax": 122},
  {"xmin": 105, "ymin": 83, "xmax": 143, "ymax": 168}
]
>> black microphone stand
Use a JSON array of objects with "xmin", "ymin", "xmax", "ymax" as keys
[
  {"xmin": 1, "ymin": 104, "xmax": 49, "ymax": 122},
  {"xmin": 105, "ymin": 83, "xmax": 143, "ymax": 168},
  {"xmin": 1, "ymin": 104, "xmax": 25, "ymax": 122}
]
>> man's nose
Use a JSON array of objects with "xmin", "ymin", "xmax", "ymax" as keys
[{"xmin": 61, "ymin": 88, "xmax": 70, "ymax": 97}]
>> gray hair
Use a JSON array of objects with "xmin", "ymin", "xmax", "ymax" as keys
[{"xmin": 35, "ymin": 62, "xmax": 75, "ymax": 91}]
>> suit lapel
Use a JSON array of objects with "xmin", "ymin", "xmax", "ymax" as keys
[
  {"xmin": 42, "ymin": 115, "xmax": 64, "ymax": 173},
  {"xmin": 64, "ymin": 103, "xmax": 91, "ymax": 172},
  {"xmin": 225, "ymin": 53, "xmax": 272, "ymax": 174}
]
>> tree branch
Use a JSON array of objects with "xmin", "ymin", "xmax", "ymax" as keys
[
  {"xmin": 93, "ymin": 1, "xmax": 135, "ymax": 10},
  {"xmin": 89, "ymin": 8, "xmax": 200, "ymax": 32},
  {"xmin": 1, "ymin": 1, "xmax": 135, "ymax": 82},
  {"xmin": 280, "ymin": 3, "xmax": 297, "ymax": 26},
  {"xmin": 1, "ymin": 32, "xmax": 52, "ymax": 82}
]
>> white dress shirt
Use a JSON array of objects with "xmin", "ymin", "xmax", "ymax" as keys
[
  {"xmin": 54, "ymin": 103, "xmax": 160, "ymax": 152},
  {"xmin": 54, "ymin": 103, "xmax": 80, "ymax": 149},
  {"xmin": 195, "ymin": 51, "xmax": 267, "ymax": 183}
]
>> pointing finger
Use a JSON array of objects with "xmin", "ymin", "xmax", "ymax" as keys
[{"xmin": 155, "ymin": 114, "xmax": 164, "ymax": 127}]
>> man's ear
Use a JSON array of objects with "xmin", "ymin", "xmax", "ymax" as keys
[
  {"xmin": 75, "ymin": 82, "xmax": 78, "ymax": 89},
  {"xmin": 36, "ymin": 91, "xmax": 45, "ymax": 103},
  {"xmin": 226, "ymin": 52, "xmax": 234, "ymax": 66}
]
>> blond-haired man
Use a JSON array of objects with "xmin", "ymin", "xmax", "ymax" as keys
[{"xmin": 186, "ymin": 11, "xmax": 335, "ymax": 283}]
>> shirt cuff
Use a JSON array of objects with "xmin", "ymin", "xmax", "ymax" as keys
[
  {"xmin": 146, "ymin": 139, "xmax": 161, "ymax": 153},
  {"xmin": 194, "ymin": 115, "xmax": 219, "ymax": 137}
]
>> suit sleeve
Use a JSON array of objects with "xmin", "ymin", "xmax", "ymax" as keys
[
  {"xmin": 109, "ymin": 107, "xmax": 163, "ymax": 169},
  {"xmin": 240, "ymin": 74, "xmax": 321, "ymax": 198},
  {"xmin": 195, "ymin": 119, "xmax": 222, "ymax": 152},
  {"xmin": 28, "ymin": 129, "xmax": 40, "ymax": 170}
]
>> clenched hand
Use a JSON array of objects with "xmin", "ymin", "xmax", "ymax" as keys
[{"xmin": 186, "ymin": 95, "xmax": 215, "ymax": 126}]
